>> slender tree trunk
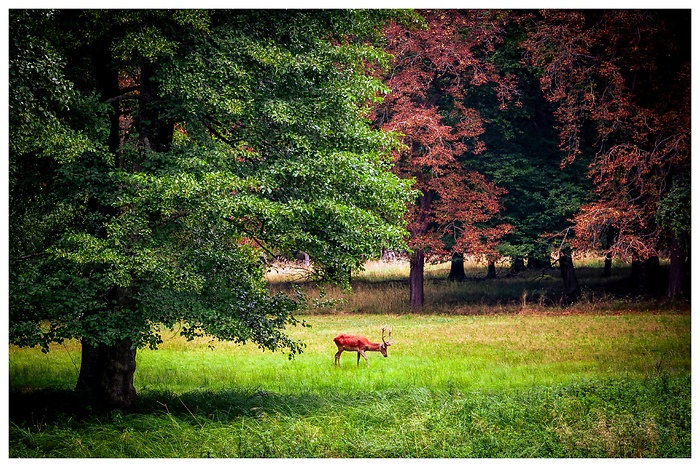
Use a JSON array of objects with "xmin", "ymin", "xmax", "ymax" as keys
[
  {"xmin": 602, "ymin": 227, "xmax": 616, "ymax": 277},
  {"xmin": 667, "ymin": 231, "xmax": 688, "ymax": 299},
  {"xmin": 408, "ymin": 190, "xmax": 433, "ymax": 309},
  {"xmin": 448, "ymin": 252, "xmax": 466, "ymax": 281},
  {"xmin": 511, "ymin": 256, "xmax": 525, "ymax": 274},
  {"xmin": 486, "ymin": 260, "xmax": 497, "ymax": 279},
  {"xmin": 76, "ymin": 338, "xmax": 137, "ymax": 409},
  {"xmin": 381, "ymin": 248, "xmax": 396, "ymax": 262},
  {"xmin": 409, "ymin": 249, "xmax": 425, "ymax": 309},
  {"xmin": 603, "ymin": 252, "xmax": 613, "ymax": 277},
  {"xmin": 631, "ymin": 256, "xmax": 661, "ymax": 295},
  {"xmin": 559, "ymin": 251, "xmax": 580, "ymax": 303}
]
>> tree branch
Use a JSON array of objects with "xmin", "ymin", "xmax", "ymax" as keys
[
  {"xmin": 105, "ymin": 86, "xmax": 140, "ymax": 103},
  {"xmin": 11, "ymin": 251, "xmax": 47, "ymax": 262}
]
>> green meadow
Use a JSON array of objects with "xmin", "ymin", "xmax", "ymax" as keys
[{"xmin": 8, "ymin": 263, "xmax": 692, "ymax": 458}]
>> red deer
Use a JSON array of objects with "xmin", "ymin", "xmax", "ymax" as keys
[{"xmin": 333, "ymin": 325, "xmax": 393, "ymax": 366}]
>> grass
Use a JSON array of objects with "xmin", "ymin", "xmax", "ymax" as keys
[
  {"xmin": 273, "ymin": 257, "xmax": 673, "ymax": 315},
  {"xmin": 8, "ymin": 260, "xmax": 692, "ymax": 458}
]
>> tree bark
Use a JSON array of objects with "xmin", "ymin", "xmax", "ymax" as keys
[
  {"xmin": 603, "ymin": 252, "xmax": 613, "ymax": 277},
  {"xmin": 486, "ymin": 260, "xmax": 497, "ymax": 278},
  {"xmin": 76, "ymin": 338, "xmax": 137, "ymax": 409},
  {"xmin": 667, "ymin": 231, "xmax": 688, "ymax": 299},
  {"xmin": 408, "ymin": 190, "xmax": 433, "ymax": 309},
  {"xmin": 559, "ymin": 251, "xmax": 580, "ymax": 303},
  {"xmin": 448, "ymin": 252, "xmax": 466, "ymax": 281},
  {"xmin": 631, "ymin": 256, "xmax": 661, "ymax": 295},
  {"xmin": 409, "ymin": 249, "xmax": 425, "ymax": 309}
]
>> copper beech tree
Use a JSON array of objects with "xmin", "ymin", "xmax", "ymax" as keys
[
  {"xmin": 375, "ymin": 10, "xmax": 516, "ymax": 308},
  {"xmin": 521, "ymin": 10, "xmax": 690, "ymax": 297}
]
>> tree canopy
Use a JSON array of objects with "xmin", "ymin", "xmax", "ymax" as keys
[
  {"xmin": 374, "ymin": 10, "xmax": 517, "ymax": 307},
  {"xmin": 520, "ymin": 10, "xmax": 691, "ymax": 296},
  {"xmin": 9, "ymin": 9, "xmax": 414, "ymax": 407}
]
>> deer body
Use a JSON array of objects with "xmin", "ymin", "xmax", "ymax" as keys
[{"xmin": 333, "ymin": 326, "xmax": 392, "ymax": 366}]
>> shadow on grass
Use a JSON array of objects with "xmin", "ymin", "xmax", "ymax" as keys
[
  {"xmin": 8, "ymin": 385, "xmax": 354, "ymax": 427},
  {"xmin": 9, "ymin": 374, "xmax": 691, "ymax": 457}
]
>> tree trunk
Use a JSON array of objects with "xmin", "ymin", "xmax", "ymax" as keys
[
  {"xmin": 76, "ymin": 338, "xmax": 137, "ymax": 409},
  {"xmin": 448, "ymin": 252, "xmax": 466, "ymax": 281},
  {"xmin": 631, "ymin": 256, "xmax": 661, "ymax": 295},
  {"xmin": 510, "ymin": 256, "xmax": 525, "ymax": 274},
  {"xmin": 409, "ymin": 249, "xmax": 425, "ymax": 309},
  {"xmin": 381, "ymin": 248, "xmax": 396, "ymax": 262},
  {"xmin": 603, "ymin": 252, "xmax": 613, "ymax": 277},
  {"xmin": 408, "ymin": 190, "xmax": 433, "ymax": 310},
  {"xmin": 667, "ymin": 231, "xmax": 688, "ymax": 299},
  {"xmin": 559, "ymin": 251, "xmax": 580, "ymax": 303},
  {"xmin": 486, "ymin": 260, "xmax": 497, "ymax": 279}
]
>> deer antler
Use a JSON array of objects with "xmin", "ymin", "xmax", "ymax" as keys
[{"xmin": 382, "ymin": 324, "xmax": 393, "ymax": 345}]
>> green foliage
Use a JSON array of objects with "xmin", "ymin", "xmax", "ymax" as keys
[
  {"xmin": 464, "ymin": 37, "xmax": 593, "ymax": 264},
  {"xmin": 656, "ymin": 174, "xmax": 690, "ymax": 238},
  {"xmin": 9, "ymin": 10, "xmax": 412, "ymax": 359}
]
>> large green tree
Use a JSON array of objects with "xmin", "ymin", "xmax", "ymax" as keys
[{"xmin": 9, "ymin": 9, "xmax": 413, "ymax": 408}]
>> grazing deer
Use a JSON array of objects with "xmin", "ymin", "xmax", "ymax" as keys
[{"xmin": 333, "ymin": 325, "xmax": 393, "ymax": 366}]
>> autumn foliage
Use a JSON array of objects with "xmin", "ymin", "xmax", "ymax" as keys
[
  {"xmin": 520, "ymin": 10, "xmax": 690, "ymax": 294},
  {"xmin": 375, "ymin": 10, "xmax": 517, "ymax": 306}
]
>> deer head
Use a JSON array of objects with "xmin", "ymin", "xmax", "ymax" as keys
[{"xmin": 379, "ymin": 324, "xmax": 393, "ymax": 357}]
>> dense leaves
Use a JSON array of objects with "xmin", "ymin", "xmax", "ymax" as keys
[
  {"xmin": 520, "ymin": 10, "xmax": 690, "ymax": 277},
  {"xmin": 374, "ymin": 10, "xmax": 516, "ymax": 306},
  {"xmin": 9, "ymin": 10, "xmax": 413, "ymax": 362}
]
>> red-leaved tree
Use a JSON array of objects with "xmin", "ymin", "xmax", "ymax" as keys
[
  {"xmin": 521, "ymin": 10, "xmax": 690, "ymax": 297},
  {"xmin": 375, "ymin": 10, "xmax": 517, "ymax": 308}
]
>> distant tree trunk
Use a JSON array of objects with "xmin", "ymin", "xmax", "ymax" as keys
[
  {"xmin": 76, "ymin": 338, "xmax": 137, "ymax": 409},
  {"xmin": 631, "ymin": 256, "xmax": 661, "ymax": 295},
  {"xmin": 667, "ymin": 231, "xmax": 689, "ymax": 299},
  {"xmin": 559, "ymin": 251, "xmax": 580, "ymax": 303},
  {"xmin": 602, "ymin": 226, "xmax": 617, "ymax": 277},
  {"xmin": 448, "ymin": 252, "xmax": 466, "ymax": 281},
  {"xmin": 603, "ymin": 252, "xmax": 613, "ymax": 277},
  {"xmin": 486, "ymin": 260, "xmax": 497, "ymax": 278},
  {"xmin": 381, "ymin": 248, "xmax": 397, "ymax": 262},
  {"xmin": 511, "ymin": 256, "xmax": 525, "ymax": 274},
  {"xmin": 409, "ymin": 249, "xmax": 425, "ymax": 309},
  {"xmin": 408, "ymin": 190, "xmax": 433, "ymax": 309}
]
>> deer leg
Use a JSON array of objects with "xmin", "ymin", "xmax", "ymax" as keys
[
  {"xmin": 334, "ymin": 348, "xmax": 343, "ymax": 365},
  {"xmin": 358, "ymin": 350, "xmax": 369, "ymax": 365}
]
